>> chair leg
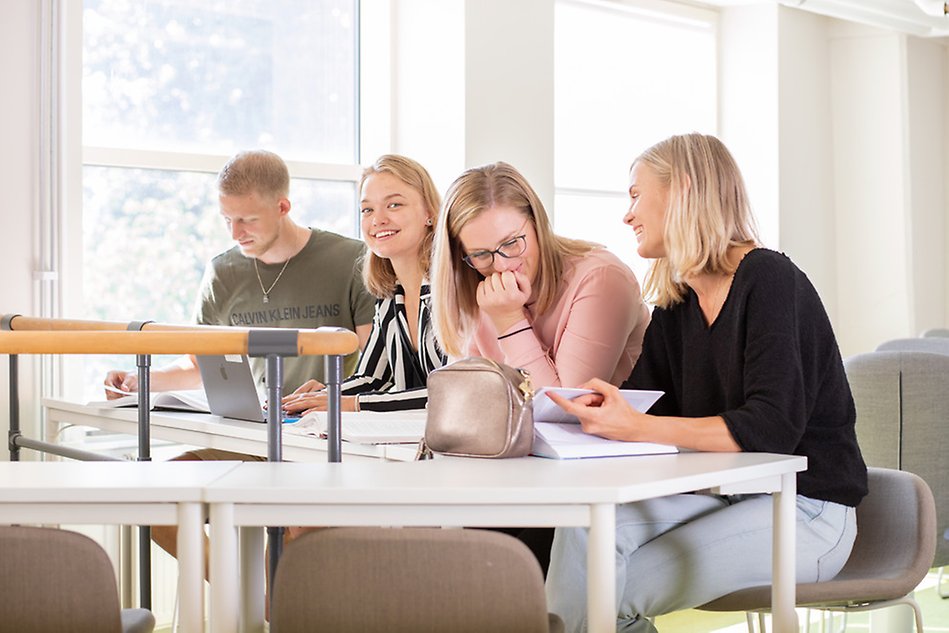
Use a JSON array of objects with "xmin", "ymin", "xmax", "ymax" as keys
[
  {"xmin": 939, "ymin": 566, "xmax": 949, "ymax": 599},
  {"xmin": 745, "ymin": 612, "xmax": 756, "ymax": 633},
  {"xmin": 911, "ymin": 599, "xmax": 925, "ymax": 633}
]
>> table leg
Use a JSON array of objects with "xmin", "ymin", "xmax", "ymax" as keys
[
  {"xmin": 588, "ymin": 503, "xmax": 616, "ymax": 633},
  {"xmin": 771, "ymin": 472, "xmax": 798, "ymax": 633},
  {"xmin": 176, "ymin": 502, "xmax": 203, "ymax": 633},
  {"xmin": 240, "ymin": 526, "xmax": 266, "ymax": 633},
  {"xmin": 210, "ymin": 502, "xmax": 238, "ymax": 633}
]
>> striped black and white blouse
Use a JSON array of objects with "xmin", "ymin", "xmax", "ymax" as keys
[{"xmin": 342, "ymin": 283, "xmax": 447, "ymax": 411}]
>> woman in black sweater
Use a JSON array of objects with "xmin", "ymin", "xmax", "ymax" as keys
[{"xmin": 546, "ymin": 133, "xmax": 867, "ymax": 633}]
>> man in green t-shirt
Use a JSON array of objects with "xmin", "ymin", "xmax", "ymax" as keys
[
  {"xmin": 103, "ymin": 149, "xmax": 375, "ymax": 396},
  {"xmin": 101, "ymin": 150, "xmax": 375, "ymax": 570}
]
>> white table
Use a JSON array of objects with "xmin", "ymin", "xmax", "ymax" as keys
[
  {"xmin": 0, "ymin": 461, "xmax": 242, "ymax": 633},
  {"xmin": 204, "ymin": 452, "xmax": 806, "ymax": 633},
  {"xmin": 44, "ymin": 398, "xmax": 420, "ymax": 462}
]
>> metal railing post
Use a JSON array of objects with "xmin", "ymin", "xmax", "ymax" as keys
[{"xmin": 325, "ymin": 354, "xmax": 343, "ymax": 463}]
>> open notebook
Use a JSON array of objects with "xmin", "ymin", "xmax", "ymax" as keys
[
  {"xmin": 531, "ymin": 387, "xmax": 677, "ymax": 459},
  {"xmin": 89, "ymin": 389, "xmax": 211, "ymax": 413}
]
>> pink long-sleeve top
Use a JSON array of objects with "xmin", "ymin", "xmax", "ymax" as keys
[{"xmin": 466, "ymin": 248, "xmax": 650, "ymax": 388}]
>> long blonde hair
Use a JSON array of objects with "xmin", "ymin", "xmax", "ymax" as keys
[
  {"xmin": 431, "ymin": 162, "xmax": 597, "ymax": 357},
  {"xmin": 637, "ymin": 133, "xmax": 760, "ymax": 308},
  {"xmin": 359, "ymin": 155, "xmax": 442, "ymax": 298}
]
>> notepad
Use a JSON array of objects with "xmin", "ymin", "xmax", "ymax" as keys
[
  {"xmin": 285, "ymin": 411, "xmax": 428, "ymax": 444},
  {"xmin": 530, "ymin": 387, "xmax": 673, "ymax": 459},
  {"xmin": 532, "ymin": 422, "xmax": 678, "ymax": 459}
]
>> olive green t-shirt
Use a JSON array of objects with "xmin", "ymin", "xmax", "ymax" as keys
[{"xmin": 194, "ymin": 229, "xmax": 375, "ymax": 391}]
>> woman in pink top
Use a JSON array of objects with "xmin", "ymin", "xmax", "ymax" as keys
[
  {"xmin": 430, "ymin": 161, "xmax": 649, "ymax": 575},
  {"xmin": 432, "ymin": 161, "xmax": 649, "ymax": 389}
]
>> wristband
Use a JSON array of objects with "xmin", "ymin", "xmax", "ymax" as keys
[{"xmin": 497, "ymin": 325, "xmax": 533, "ymax": 341}]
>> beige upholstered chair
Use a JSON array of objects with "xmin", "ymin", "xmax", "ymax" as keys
[
  {"xmin": 270, "ymin": 526, "xmax": 564, "ymax": 633},
  {"xmin": 699, "ymin": 467, "xmax": 935, "ymax": 632},
  {"xmin": 848, "ymin": 347, "xmax": 949, "ymax": 597},
  {"xmin": 876, "ymin": 336, "xmax": 949, "ymax": 355},
  {"xmin": 0, "ymin": 525, "xmax": 155, "ymax": 633}
]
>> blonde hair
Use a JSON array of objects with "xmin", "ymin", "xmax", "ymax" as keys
[
  {"xmin": 217, "ymin": 150, "xmax": 290, "ymax": 199},
  {"xmin": 636, "ymin": 133, "xmax": 760, "ymax": 308},
  {"xmin": 431, "ymin": 162, "xmax": 598, "ymax": 357},
  {"xmin": 359, "ymin": 155, "xmax": 442, "ymax": 298}
]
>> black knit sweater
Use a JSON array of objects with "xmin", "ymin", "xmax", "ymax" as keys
[{"xmin": 625, "ymin": 249, "xmax": 867, "ymax": 507}]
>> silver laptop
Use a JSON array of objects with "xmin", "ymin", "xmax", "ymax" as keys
[{"xmin": 195, "ymin": 355, "xmax": 267, "ymax": 423}]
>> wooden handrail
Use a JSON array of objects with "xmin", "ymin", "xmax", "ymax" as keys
[
  {"xmin": 4, "ymin": 316, "xmax": 135, "ymax": 331},
  {"xmin": 5, "ymin": 315, "xmax": 307, "ymax": 334},
  {"xmin": 0, "ymin": 328, "xmax": 359, "ymax": 356}
]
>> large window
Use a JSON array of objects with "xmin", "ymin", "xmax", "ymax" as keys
[
  {"xmin": 554, "ymin": 0, "xmax": 717, "ymax": 285},
  {"xmin": 75, "ymin": 0, "xmax": 360, "ymax": 398}
]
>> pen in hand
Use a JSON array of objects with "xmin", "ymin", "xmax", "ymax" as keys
[{"xmin": 104, "ymin": 383, "xmax": 133, "ymax": 396}]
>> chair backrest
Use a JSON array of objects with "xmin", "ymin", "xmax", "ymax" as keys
[
  {"xmin": 0, "ymin": 525, "xmax": 123, "ymax": 633},
  {"xmin": 876, "ymin": 337, "xmax": 949, "ymax": 355},
  {"xmin": 271, "ymin": 527, "xmax": 556, "ymax": 633},
  {"xmin": 845, "ymin": 351, "xmax": 949, "ymax": 566},
  {"xmin": 921, "ymin": 328, "xmax": 949, "ymax": 338}
]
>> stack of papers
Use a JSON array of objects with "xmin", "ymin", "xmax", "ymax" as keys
[{"xmin": 285, "ymin": 410, "xmax": 428, "ymax": 444}]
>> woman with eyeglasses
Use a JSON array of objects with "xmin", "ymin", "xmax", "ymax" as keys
[
  {"xmin": 430, "ymin": 161, "xmax": 649, "ymax": 576},
  {"xmin": 431, "ymin": 161, "xmax": 649, "ymax": 389}
]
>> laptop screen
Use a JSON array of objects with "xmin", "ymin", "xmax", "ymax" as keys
[{"xmin": 195, "ymin": 355, "xmax": 267, "ymax": 423}]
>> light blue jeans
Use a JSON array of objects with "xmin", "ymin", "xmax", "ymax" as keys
[{"xmin": 546, "ymin": 493, "xmax": 857, "ymax": 633}]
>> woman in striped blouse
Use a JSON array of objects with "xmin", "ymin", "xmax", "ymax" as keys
[{"xmin": 282, "ymin": 155, "xmax": 447, "ymax": 413}]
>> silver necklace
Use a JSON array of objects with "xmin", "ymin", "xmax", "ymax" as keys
[{"xmin": 254, "ymin": 257, "xmax": 292, "ymax": 304}]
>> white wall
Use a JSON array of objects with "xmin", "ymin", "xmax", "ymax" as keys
[
  {"xmin": 717, "ymin": 4, "xmax": 949, "ymax": 358},
  {"xmin": 719, "ymin": 4, "xmax": 780, "ymax": 249},
  {"xmin": 0, "ymin": 0, "xmax": 40, "ymax": 460},
  {"xmin": 776, "ymin": 7, "xmax": 837, "ymax": 319},
  {"xmin": 830, "ymin": 27, "xmax": 911, "ymax": 355},
  {"xmin": 464, "ymin": 0, "xmax": 554, "ymax": 204},
  {"xmin": 387, "ymin": 0, "xmax": 554, "ymax": 204},
  {"xmin": 904, "ymin": 36, "xmax": 946, "ymax": 336},
  {"xmin": 945, "ymin": 44, "xmax": 949, "ymax": 323}
]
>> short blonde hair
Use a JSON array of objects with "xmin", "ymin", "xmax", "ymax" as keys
[
  {"xmin": 431, "ymin": 162, "xmax": 597, "ymax": 357},
  {"xmin": 217, "ymin": 150, "xmax": 290, "ymax": 199},
  {"xmin": 636, "ymin": 133, "xmax": 760, "ymax": 308},
  {"xmin": 359, "ymin": 155, "xmax": 442, "ymax": 298}
]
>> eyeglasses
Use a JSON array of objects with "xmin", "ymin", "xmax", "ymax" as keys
[{"xmin": 462, "ymin": 233, "xmax": 528, "ymax": 270}]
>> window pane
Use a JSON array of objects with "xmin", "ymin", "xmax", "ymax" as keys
[
  {"xmin": 291, "ymin": 179, "xmax": 358, "ymax": 237},
  {"xmin": 83, "ymin": 0, "xmax": 357, "ymax": 163},
  {"xmin": 554, "ymin": 193, "xmax": 651, "ymax": 287},
  {"xmin": 555, "ymin": 1, "xmax": 717, "ymax": 191}
]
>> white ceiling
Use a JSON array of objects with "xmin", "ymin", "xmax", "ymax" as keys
[{"xmin": 686, "ymin": 0, "xmax": 949, "ymax": 37}]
